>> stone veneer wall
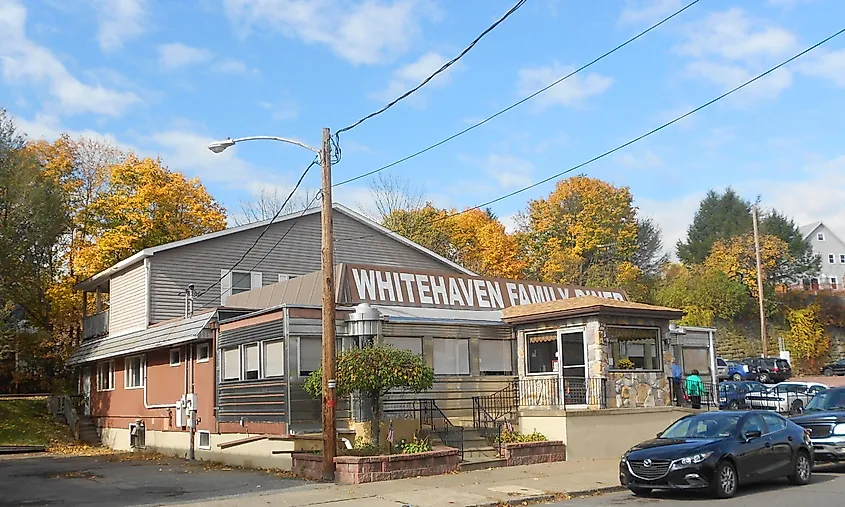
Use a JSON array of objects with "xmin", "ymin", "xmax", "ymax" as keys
[
  {"xmin": 501, "ymin": 441, "xmax": 566, "ymax": 466},
  {"xmin": 291, "ymin": 448, "xmax": 461, "ymax": 484}
]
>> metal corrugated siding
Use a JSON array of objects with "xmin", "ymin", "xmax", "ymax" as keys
[
  {"xmin": 219, "ymin": 320, "xmax": 284, "ymax": 349},
  {"xmin": 68, "ymin": 312, "xmax": 215, "ymax": 365}
]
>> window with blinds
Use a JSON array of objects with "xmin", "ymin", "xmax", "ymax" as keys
[
  {"xmin": 243, "ymin": 344, "xmax": 259, "ymax": 380},
  {"xmin": 433, "ymin": 338, "xmax": 470, "ymax": 376},
  {"xmin": 263, "ymin": 340, "xmax": 284, "ymax": 377},
  {"xmin": 527, "ymin": 332, "xmax": 557, "ymax": 374},
  {"xmin": 384, "ymin": 337, "xmax": 423, "ymax": 356},
  {"xmin": 299, "ymin": 337, "xmax": 322, "ymax": 376},
  {"xmin": 222, "ymin": 347, "xmax": 240, "ymax": 381},
  {"xmin": 479, "ymin": 340, "xmax": 513, "ymax": 375}
]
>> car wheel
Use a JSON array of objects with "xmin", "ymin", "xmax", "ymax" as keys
[
  {"xmin": 824, "ymin": 367, "xmax": 834, "ymax": 377},
  {"xmin": 728, "ymin": 400, "xmax": 740, "ymax": 410},
  {"xmin": 760, "ymin": 373, "xmax": 771, "ymax": 383},
  {"xmin": 788, "ymin": 450, "xmax": 812, "ymax": 486},
  {"xmin": 732, "ymin": 373, "xmax": 742, "ymax": 381},
  {"xmin": 790, "ymin": 400, "xmax": 804, "ymax": 415},
  {"xmin": 630, "ymin": 487, "xmax": 652, "ymax": 496},
  {"xmin": 711, "ymin": 460, "xmax": 738, "ymax": 499}
]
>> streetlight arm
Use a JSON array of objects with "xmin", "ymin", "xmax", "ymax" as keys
[{"xmin": 229, "ymin": 135, "xmax": 319, "ymax": 153}]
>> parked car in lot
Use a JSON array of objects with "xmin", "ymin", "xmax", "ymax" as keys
[
  {"xmin": 792, "ymin": 387, "xmax": 845, "ymax": 463},
  {"xmin": 717, "ymin": 358, "xmax": 729, "ymax": 380},
  {"xmin": 821, "ymin": 359, "xmax": 845, "ymax": 377},
  {"xmin": 743, "ymin": 357, "xmax": 792, "ymax": 384},
  {"xmin": 726, "ymin": 360, "xmax": 758, "ymax": 381},
  {"xmin": 718, "ymin": 381, "xmax": 768, "ymax": 410},
  {"xmin": 619, "ymin": 411, "xmax": 813, "ymax": 499},
  {"xmin": 744, "ymin": 382, "xmax": 827, "ymax": 415}
]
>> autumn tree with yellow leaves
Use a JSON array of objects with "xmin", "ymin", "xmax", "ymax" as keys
[{"xmin": 785, "ymin": 303, "xmax": 830, "ymax": 374}]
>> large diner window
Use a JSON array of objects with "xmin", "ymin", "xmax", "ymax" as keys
[
  {"xmin": 479, "ymin": 339, "xmax": 513, "ymax": 375},
  {"xmin": 608, "ymin": 326, "xmax": 660, "ymax": 371},
  {"xmin": 433, "ymin": 338, "xmax": 470, "ymax": 376},
  {"xmin": 527, "ymin": 332, "xmax": 557, "ymax": 374},
  {"xmin": 222, "ymin": 347, "xmax": 240, "ymax": 381},
  {"xmin": 298, "ymin": 337, "xmax": 322, "ymax": 377},
  {"xmin": 263, "ymin": 340, "xmax": 284, "ymax": 378},
  {"xmin": 384, "ymin": 337, "xmax": 423, "ymax": 356},
  {"xmin": 243, "ymin": 344, "xmax": 259, "ymax": 380}
]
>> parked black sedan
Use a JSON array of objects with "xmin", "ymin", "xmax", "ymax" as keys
[
  {"xmin": 821, "ymin": 359, "xmax": 845, "ymax": 377},
  {"xmin": 619, "ymin": 411, "xmax": 813, "ymax": 499}
]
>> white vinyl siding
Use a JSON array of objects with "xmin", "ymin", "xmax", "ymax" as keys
[
  {"xmin": 384, "ymin": 337, "xmax": 423, "ymax": 356},
  {"xmin": 263, "ymin": 340, "xmax": 284, "ymax": 377},
  {"xmin": 222, "ymin": 348, "xmax": 240, "ymax": 381},
  {"xmin": 433, "ymin": 338, "xmax": 470, "ymax": 376},
  {"xmin": 109, "ymin": 262, "xmax": 147, "ymax": 335},
  {"xmin": 479, "ymin": 340, "xmax": 513, "ymax": 375}
]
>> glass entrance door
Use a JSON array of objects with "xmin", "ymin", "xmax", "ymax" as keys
[{"xmin": 557, "ymin": 330, "xmax": 588, "ymax": 407}]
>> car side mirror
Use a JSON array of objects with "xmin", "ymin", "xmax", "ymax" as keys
[
  {"xmin": 656, "ymin": 432, "xmax": 662, "ymax": 438},
  {"xmin": 744, "ymin": 430, "xmax": 762, "ymax": 442}
]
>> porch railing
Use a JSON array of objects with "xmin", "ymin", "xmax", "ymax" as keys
[
  {"xmin": 420, "ymin": 399, "xmax": 464, "ymax": 459},
  {"xmin": 518, "ymin": 377, "xmax": 608, "ymax": 409},
  {"xmin": 82, "ymin": 310, "xmax": 109, "ymax": 340},
  {"xmin": 471, "ymin": 381, "xmax": 518, "ymax": 455}
]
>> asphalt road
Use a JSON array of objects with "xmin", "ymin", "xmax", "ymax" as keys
[
  {"xmin": 0, "ymin": 453, "xmax": 307, "ymax": 507},
  {"xmin": 546, "ymin": 464, "xmax": 845, "ymax": 507}
]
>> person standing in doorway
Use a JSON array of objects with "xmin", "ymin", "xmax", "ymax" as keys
[
  {"xmin": 670, "ymin": 358, "xmax": 684, "ymax": 407},
  {"xmin": 685, "ymin": 369, "xmax": 705, "ymax": 409}
]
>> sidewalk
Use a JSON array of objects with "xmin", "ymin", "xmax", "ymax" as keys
[{"xmin": 180, "ymin": 459, "xmax": 621, "ymax": 507}]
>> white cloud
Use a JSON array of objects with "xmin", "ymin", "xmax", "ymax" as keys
[
  {"xmin": 371, "ymin": 52, "xmax": 458, "ymax": 103},
  {"xmin": 0, "ymin": 1, "xmax": 141, "ymax": 117},
  {"xmin": 484, "ymin": 154, "xmax": 535, "ymax": 189},
  {"xmin": 619, "ymin": 0, "xmax": 682, "ymax": 25},
  {"xmin": 222, "ymin": 0, "xmax": 437, "ymax": 65},
  {"xmin": 158, "ymin": 43, "xmax": 213, "ymax": 69},
  {"xmin": 211, "ymin": 58, "xmax": 258, "ymax": 75},
  {"xmin": 767, "ymin": 0, "xmax": 813, "ymax": 7},
  {"xmin": 517, "ymin": 64, "xmax": 612, "ymax": 109},
  {"xmin": 91, "ymin": 0, "xmax": 148, "ymax": 53},
  {"xmin": 260, "ymin": 100, "xmax": 299, "ymax": 121},
  {"xmin": 684, "ymin": 61, "xmax": 793, "ymax": 103},
  {"xmin": 799, "ymin": 49, "xmax": 845, "ymax": 87},
  {"xmin": 616, "ymin": 150, "xmax": 662, "ymax": 170},
  {"xmin": 637, "ymin": 192, "xmax": 706, "ymax": 260},
  {"xmin": 674, "ymin": 9, "xmax": 797, "ymax": 63},
  {"xmin": 500, "ymin": 212, "xmax": 519, "ymax": 234}
]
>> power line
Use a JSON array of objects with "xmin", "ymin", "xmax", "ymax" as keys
[
  {"xmin": 193, "ymin": 157, "xmax": 319, "ymax": 300},
  {"xmin": 332, "ymin": 0, "xmax": 701, "ymax": 188},
  {"xmin": 334, "ymin": 0, "xmax": 528, "ymax": 137},
  {"xmin": 335, "ymin": 25, "xmax": 845, "ymax": 241}
]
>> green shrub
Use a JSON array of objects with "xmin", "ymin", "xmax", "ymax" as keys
[
  {"xmin": 397, "ymin": 434, "xmax": 432, "ymax": 454},
  {"xmin": 497, "ymin": 429, "xmax": 547, "ymax": 444}
]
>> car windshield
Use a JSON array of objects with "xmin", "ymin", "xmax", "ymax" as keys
[
  {"xmin": 806, "ymin": 389, "xmax": 845, "ymax": 412},
  {"xmin": 660, "ymin": 414, "xmax": 742, "ymax": 439}
]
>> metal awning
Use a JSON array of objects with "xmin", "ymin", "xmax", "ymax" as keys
[
  {"xmin": 67, "ymin": 311, "xmax": 216, "ymax": 365},
  {"xmin": 375, "ymin": 305, "xmax": 504, "ymax": 325}
]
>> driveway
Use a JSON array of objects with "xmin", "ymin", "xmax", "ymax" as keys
[{"xmin": 0, "ymin": 453, "xmax": 308, "ymax": 507}]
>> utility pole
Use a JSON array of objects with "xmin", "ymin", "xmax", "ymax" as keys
[
  {"xmin": 752, "ymin": 205, "xmax": 768, "ymax": 356},
  {"xmin": 320, "ymin": 127, "xmax": 337, "ymax": 481}
]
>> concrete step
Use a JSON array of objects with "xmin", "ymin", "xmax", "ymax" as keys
[
  {"xmin": 460, "ymin": 456, "xmax": 507, "ymax": 471},
  {"xmin": 463, "ymin": 446, "xmax": 500, "ymax": 459}
]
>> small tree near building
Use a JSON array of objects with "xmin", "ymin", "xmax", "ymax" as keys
[{"xmin": 303, "ymin": 346, "xmax": 434, "ymax": 446}]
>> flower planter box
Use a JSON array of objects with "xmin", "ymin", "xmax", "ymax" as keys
[
  {"xmin": 292, "ymin": 447, "xmax": 461, "ymax": 484},
  {"xmin": 501, "ymin": 441, "xmax": 566, "ymax": 466}
]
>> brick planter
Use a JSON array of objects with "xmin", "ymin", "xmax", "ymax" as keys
[
  {"xmin": 292, "ymin": 448, "xmax": 461, "ymax": 484},
  {"xmin": 501, "ymin": 441, "xmax": 566, "ymax": 466}
]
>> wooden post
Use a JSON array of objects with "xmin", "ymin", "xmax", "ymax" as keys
[
  {"xmin": 320, "ymin": 127, "xmax": 337, "ymax": 481},
  {"xmin": 752, "ymin": 205, "xmax": 768, "ymax": 356}
]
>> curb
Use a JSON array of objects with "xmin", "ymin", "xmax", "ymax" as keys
[
  {"xmin": 468, "ymin": 485, "xmax": 625, "ymax": 507},
  {"xmin": 0, "ymin": 446, "xmax": 46, "ymax": 455}
]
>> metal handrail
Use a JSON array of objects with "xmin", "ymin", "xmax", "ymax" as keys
[{"xmin": 420, "ymin": 399, "xmax": 464, "ymax": 459}]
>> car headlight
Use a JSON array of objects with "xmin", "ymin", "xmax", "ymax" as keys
[
  {"xmin": 674, "ymin": 451, "xmax": 713, "ymax": 468},
  {"xmin": 833, "ymin": 424, "xmax": 845, "ymax": 436},
  {"xmin": 621, "ymin": 452, "xmax": 630, "ymax": 463}
]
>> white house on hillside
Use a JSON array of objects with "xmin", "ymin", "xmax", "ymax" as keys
[{"xmin": 799, "ymin": 221, "xmax": 845, "ymax": 290}]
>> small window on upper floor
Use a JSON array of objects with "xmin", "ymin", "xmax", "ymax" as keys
[
  {"xmin": 830, "ymin": 254, "xmax": 836, "ymax": 264},
  {"xmin": 831, "ymin": 277, "xmax": 839, "ymax": 290},
  {"xmin": 818, "ymin": 232, "xmax": 826, "ymax": 241},
  {"xmin": 220, "ymin": 270, "xmax": 262, "ymax": 305},
  {"xmin": 169, "ymin": 348, "xmax": 181, "ymax": 367},
  {"xmin": 841, "ymin": 254, "xmax": 845, "ymax": 264},
  {"xmin": 196, "ymin": 343, "xmax": 210, "ymax": 363}
]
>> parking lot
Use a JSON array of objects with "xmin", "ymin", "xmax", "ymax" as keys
[{"xmin": 0, "ymin": 453, "xmax": 308, "ymax": 507}]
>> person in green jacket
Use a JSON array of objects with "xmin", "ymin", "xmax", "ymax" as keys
[{"xmin": 685, "ymin": 369, "xmax": 706, "ymax": 409}]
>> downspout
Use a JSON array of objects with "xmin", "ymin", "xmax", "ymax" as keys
[{"xmin": 283, "ymin": 306, "xmax": 292, "ymax": 434}]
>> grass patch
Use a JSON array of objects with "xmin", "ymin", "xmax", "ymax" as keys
[{"xmin": 0, "ymin": 398, "xmax": 74, "ymax": 447}]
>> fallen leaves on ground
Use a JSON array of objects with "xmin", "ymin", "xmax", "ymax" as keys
[
  {"xmin": 52, "ymin": 470, "xmax": 99, "ymax": 480},
  {"xmin": 48, "ymin": 441, "xmax": 113, "ymax": 456}
]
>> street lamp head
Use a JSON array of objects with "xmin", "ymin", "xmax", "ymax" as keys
[{"xmin": 208, "ymin": 138, "xmax": 236, "ymax": 154}]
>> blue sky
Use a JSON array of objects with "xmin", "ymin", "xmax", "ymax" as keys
[{"xmin": 2, "ymin": 0, "xmax": 845, "ymax": 255}]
